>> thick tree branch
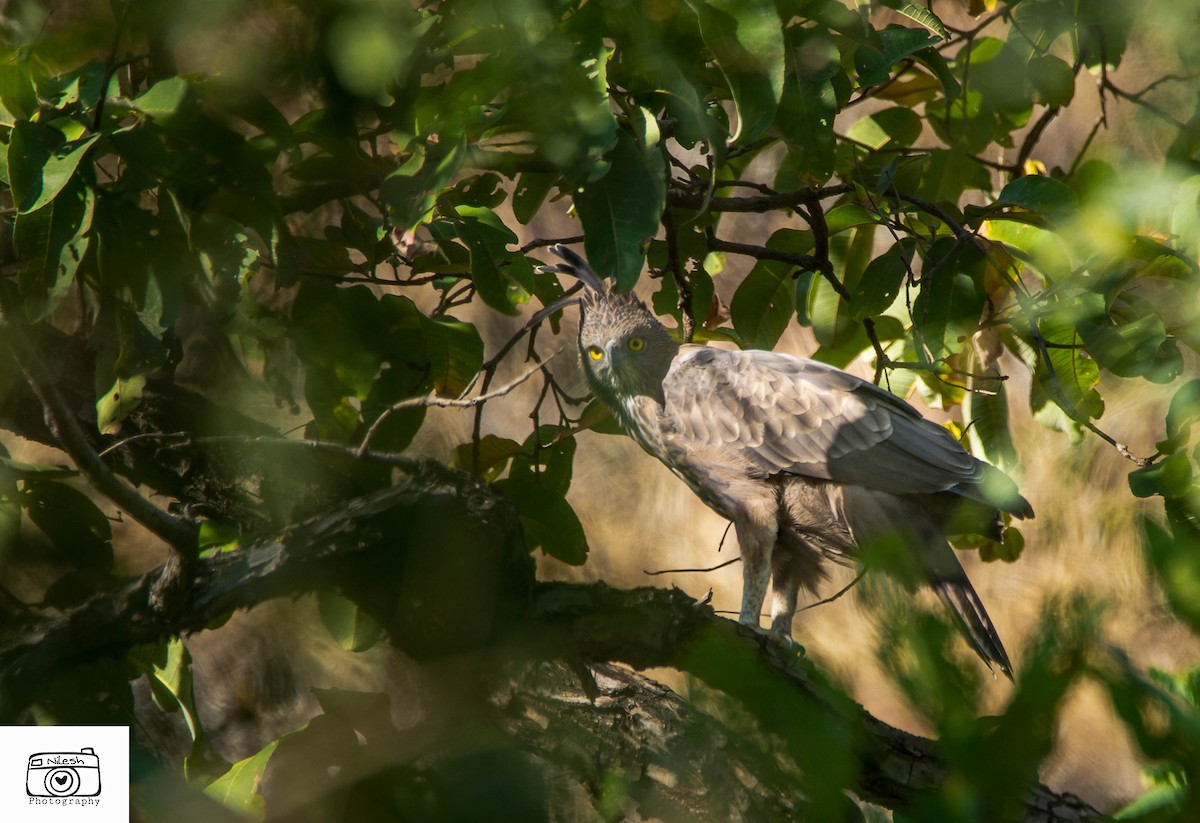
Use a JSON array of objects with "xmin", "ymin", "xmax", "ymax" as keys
[{"xmin": 0, "ymin": 466, "xmax": 1101, "ymax": 821}]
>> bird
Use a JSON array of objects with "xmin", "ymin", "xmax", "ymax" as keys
[{"xmin": 539, "ymin": 244, "xmax": 1033, "ymax": 678}]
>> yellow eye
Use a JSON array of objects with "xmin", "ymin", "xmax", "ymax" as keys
[
  {"xmin": 628, "ymin": 337, "xmax": 645, "ymax": 352},
  {"xmin": 588, "ymin": 346, "xmax": 604, "ymax": 361}
]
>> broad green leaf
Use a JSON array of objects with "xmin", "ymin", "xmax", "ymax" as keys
[
  {"xmin": 381, "ymin": 137, "xmax": 466, "ymax": 232},
  {"xmin": 1157, "ymin": 379, "xmax": 1200, "ymax": 454},
  {"xmin": 574, "ymin": 130, "xmax": 666, "ymax": 292},
  {"xmin": 685, "ymin": 0, "xmax": 784, "ymax": 144},
  {"xmin": 8, "ymin": 121, "xmax": 97, "ymax": 214},
  {"xmin": 452, "ymin": 434, "xmax": 524, "ymax": 477},
  {"xmin": 846, "ymin": 107, "xmax": 922, "ymax": 149},
  {"xmin": 997, "ymin": 175, "xmax": 1078, "ymax": 216},
  {"xmin": 509, "ymin": 426, "xmax": 577, "ymax": 498},
  {"xmin": 418, "ymin": 314, "xmax": 484, "ymax": 397},
  {"xmin": 776, "ymin": 73, "xmax": 837, "ymax": 182},
  {"xmin": 983, "ymin": 219, "xmax": 1072, "ymax": 282},
  {"xmin": 855, "ymin": 26, "xmax": 941, "ymax": 87},
  {"xmin": 730, "ymin": 229, "xmax": 815, "ymax": 349},
  {"xmin": 1142, "ymin": 516, "xmax": 1200, "ymax": 634},
  {"xmin": 0, "ymin": 456, "xmax": 75, "ymax": 481},
  {"xmin": 22, "ymin": 480, "xmax": 113, "ymax": 573},
  {"xmin": 134, "ymin": 76, "xmax": 196, "ymax": 126},
  {"xmin": 318, "ymin": 590, "xmax": 384, "ymax": 652},
  {"xmin": 912, "ymin": 239, "xmax": 986, "ymax": 358},
  {"xmin": 1077, "ymin": 311, "xmax": 1168, "ymax": 379},
  {"xmin": 494, "ymin": 476, "xmax": 588, "ymax": 565},
  {"xmin": 451, "ymin": 206, "xmax": 534, "ymax": 315},
  {"xmin": 848, "ymin": 238, "xmax": 915, "ymax": 319},
  {"xmin": 13, "ymin": 179, "xmax": 94, "ymax": 321},
  {"xmin": 513, "ymin": 172, "xmax": 556, "ymax": 225},
  {"xmin": 964, "ymin": 376, "xmax": 1017, "ymax": 470},
  {"xmin": 1129, "ymin": 453, "xmax": 1193, "ymax": 500},
  {"xmin": 881, "ymin": 0, "xmax": 950, "ymax": 41},
  {"xmin": 93, "ymin": 303, "xmax": 170, "ymax": 434},
  {"xmin": 204, "ymin": 740, "xmax": 279, "ymax": 821},
  {"xmin": 1027, "ymin": 55, "xmax": 1075, "ymax": 107}
]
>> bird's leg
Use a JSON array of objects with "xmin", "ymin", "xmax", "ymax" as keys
[
  {"xmin": 734, "ymin": 516, "xmax": 777, "ymax": 629},
  {"xmin": 768, "ymin": 546, "xmax": 801, "ymax": 636}
]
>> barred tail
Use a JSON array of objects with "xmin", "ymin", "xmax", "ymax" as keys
[{"xmin": 931, "ymin": 578, "xmax": 1013, "ymax": 680}]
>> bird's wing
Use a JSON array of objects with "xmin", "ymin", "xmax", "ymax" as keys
[{"xmin": 663, "ymin": 346, "xmax": 1027, "ymax": 511}]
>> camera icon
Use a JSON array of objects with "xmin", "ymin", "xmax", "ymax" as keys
[{"xmin": 26, "ymin": 748, "xmax": 101, "ymax": 797}]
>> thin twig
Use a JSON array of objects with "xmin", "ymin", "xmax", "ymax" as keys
[
  {"xmin": 643, "ymin": 557, "xmax": 742, "ymax": 577},
  {"xmin": 358, "ymin": 355, "xmax": 556, "ymax": 457}
]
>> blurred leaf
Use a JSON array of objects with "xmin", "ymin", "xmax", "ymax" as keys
[
  {"xmin": 1027, "ymin": 55, "xmax": 1075, "ymax": 107},
  {"xmin": 452, "ymin": 435, "xmax": 524, "ymax": 477},
  {"xmin": 94, "ymin": 303, "xmax": 170, "ymax": 434},
  {"xmin": 318, "ymin": 590, "xmax": 384, "ymax": 653},
  {"xmin": 0, "ymin": 456, "xmax": 75, "ymax": 482},
  {"xmin": 1158, "ymin": 379, "xmax": 1200, "ymax": 454},
  {"xmin": 1129, "ymin": 454, "xmax": 1193, "ymax": 500},
  {"xmin": 22, "ymin": 480, "xmax": 113, "ymax": 573},
  {"xmin": 574, "ymin": 130, "xmax": 666, "ymax": 292},
  {"xmin": 1143, "ymin": 516, "xmax": 1200, "ymax": 634},
  {"xmin": 685, "ymin": 0, "xmax": 784, "ymax": 144},
  {"xmin": 204, "ymin": 740, "xmax": 278, "ymax": 822},
  {"xmin": 494, "ymin": 476, "xmax": 588, "ymax": 565},
  {"xmin": 418, "ymin": 314, "xmax": 484, "ymax": 397},
  {"xmin": 382, "ymin": 138, "xmax": 466, "ymax": 232}
]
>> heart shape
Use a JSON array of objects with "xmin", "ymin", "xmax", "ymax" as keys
[{"xmin": 54, "ymin": 774, "xmax": 69, "ymax": 786}]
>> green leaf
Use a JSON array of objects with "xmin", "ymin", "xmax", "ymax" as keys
[
  {"xmin": 494, "ymin": 476, "xmax": 588, "ymax": 565},
  {"xmin": 848, "ymin": 238, "xmax": 914, "ymax": 319},
  {"xmin": 318, "ymin": 590, "xmax": 384, "ymax": 652},
  {"xmin": 204, "ymin": 740, "xmax": 279, "ymax": 821},
  {"xmin": 776, "ymin": 72, "xmax": 837, "ymax": 182},
  {"xmin": 22, "ymin": 480, "xmax": 113, "ymax": 573},
  {"xmin": 1027, "ymin": 55, "xmax": 1075, "ymax": 107},
  {"xmin": 1129, "ymin": 454, "xmax": 1193, "ymax": 500},
  {"xmin": 997, "ymin": 175, "xmax": 1078, "ymax": 217},
  {"xmin": 685, "ymin": 0, "xmax": 784, "ymax": 144},
  {"xmin": 574, "ymin": 130, "xmax": 666, "ymax": 292},
  {"xmin": 1077, "ymin": 311, "xmax": 1168, "ymax": 379},
  {"xmin": 382, "ymin": 137, "xmax": 466, "ymax": 232},
  {"xmin": 855, "ymin": 26, "xmax": 941, "ymax": 87},
  {"xmin": 880, "ymin": 0, "xmax": 950, "ymax": 41},
  {"xmin": 846, "ymin": 106, "xmax": 922, "ymax": 149},
  {"xmin": 13, "ymin": 179, "xmax": 94, "ymax": 321},
  {"xmin": 912, "ymin": 239, "xmax": 986, "ymax": 359},
  {"xmin": 8, "ymin": 121, "xmax": 98, "ymax": 214},
  {"xmin": 513, "ymin": 172, "xmax": 556, "ymax": 225},
  {"xmin": 730, "ymin": 229, "xmax": 814, "ymax": 349},
  {"xmin": 0, "ymin": 456, "xmax": 75, "ymax": 482},
  {"xmin": 134, "ymin": 76, "xmax": 196, "ymax": 126},
  {"xmin": 418, "ymin": 314, "xmax": 484, "ymax": 397},
  {"xmin": 1157, "ymin": 379, "xmax": 1200, "ymax": 454},
  {"xmin": 452, "ymin": 435, "xmax": 524, "ymax": 477},
  {"xmin": 451, "ymin": 206, "xmax": 534, "ymax": 315},
  {"xmin": 94, "ymin": 303, "xmax": 170, "ymax": 434},
  {"xmin": 964, "ymin": 377, "xmax": 1017, "ymax": 470},
  {"xmin": 1142, "ymin": 516, "xmax": 1200, "ymax": 634}
]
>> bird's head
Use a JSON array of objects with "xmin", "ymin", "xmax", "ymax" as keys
[{"xmin": 539, "ymin": 245, "xmax": 679, "ymax": 405}]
